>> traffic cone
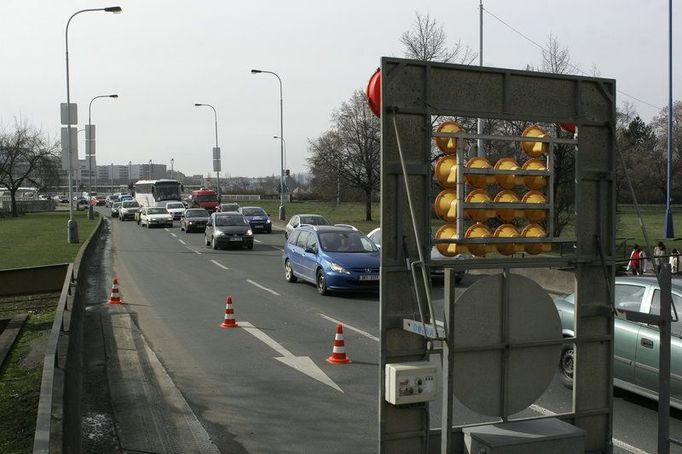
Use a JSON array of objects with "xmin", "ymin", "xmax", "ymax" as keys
[
  {"xmin": 326, "ymin": 323, "xmax": 351, "ymax": 364},
  {"xmin": 107, "ymin": 276, "xmax": 122, "ymax": 305},
  {"xmin": 219, "ymin": 296, "xmax": 239, "ymax": 328}
]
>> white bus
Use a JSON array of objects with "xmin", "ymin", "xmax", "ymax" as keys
[{"xmin": 133, "ymin": 179, "xmax": 183, "ymax": 207}]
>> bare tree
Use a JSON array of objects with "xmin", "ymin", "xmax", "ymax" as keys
[
  {"xmin": 0, "ymin": 121, "xmax": 59, "ymax": 217},
  {"xmin": 400, "ymin": 12, "xmax": 476, "ymax": 64},
  {"xmin": 308, "ymin": 91, "xmax": 380, "ymax": 221}
]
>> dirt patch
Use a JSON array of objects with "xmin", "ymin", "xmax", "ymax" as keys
[{"xmin": 18, "ymin": 329, "xmax": 49, "ymax": 370}]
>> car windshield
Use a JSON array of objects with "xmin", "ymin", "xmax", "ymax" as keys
[
  {"xmin": 186, "ymin": 210, "xmax": 209, "ymax": 218},
  {"xmin": 242, "ymin": 208, "xmax": 266, "ymax": 216},
  {"xmin": 166, "ymin": 203, "xmax": 184, "ymax": 209},
  {"xmin": 147, "ymin": 208, "xmax": 167, "ymax": 214},
  {"xmin": 122, "ymin": 201, "xmax": 139, "ymax": 208},
  {"xmin": 215, "ymin": 216, "xmax": 248, "ymax": 226},
  {"xmin": 112, "ymin": 202, "xmax": 121, "ymax": 208},
  {"xmin": 196, "ymin": 194, "xmax": 218, "ymax": 202},
  {"xmin": 300, "ymin": 215, "xmax": 329, "ymax": 225},
  {"xmin": 319, "ymin": 231, "xmax": 378, "ymax": 253}
]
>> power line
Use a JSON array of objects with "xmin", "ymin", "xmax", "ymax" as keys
[{"xmin": 482, "ymin": 6, "xmax": 662, "ymax": 112}]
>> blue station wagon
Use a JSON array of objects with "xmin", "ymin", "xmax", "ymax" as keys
[{"xmin": 282, "ymin": 225, "xmax": 380, "ymax": 295}]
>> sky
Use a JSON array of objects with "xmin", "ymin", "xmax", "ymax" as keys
[{"xmin": 2, "ymin": 0, "xmax": 680, "ymax": 178}]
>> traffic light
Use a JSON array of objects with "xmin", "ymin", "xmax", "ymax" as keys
[{"xmin": 431, "ymin": 121, "xmax": 552, "ymax": 257}]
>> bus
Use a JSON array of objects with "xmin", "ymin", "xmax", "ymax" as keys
[{"xmin": 133, "ymin": 179, "xmax": 184, "ymax": 207}]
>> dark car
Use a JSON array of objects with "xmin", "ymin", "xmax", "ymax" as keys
[
  {"xmin": 285, "ymin": 214, "xmax": 330, "ymax": 239},
  {"xmin": 554, "ymin": 276, "xmax": 682, "ymax": 409},
  {"xmin": 282, "ymin": 225, "xmax": 380, "ymax": 295},
  {"xmin": 180, "ymin": 208, "xmax": 210, "ymax": 233},
  {"xmin": 204, "ymin": 212, "xmax": 254, "ymax": 250},
  {"xmin": 110, "ymin": 201, "xmax": 121, "ymax": 218},
  {"xmin": 217, "ymin": 202, "xmax": 240, "ymax": 213},
  {"xmin": 239, "ymin": 206, "xmax": 272, "ymax": 233}
]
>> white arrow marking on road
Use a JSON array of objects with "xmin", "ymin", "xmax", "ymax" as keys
[
  {"xmin": 211, "ymin": 260, "xmax": 229, "ymax": 270},
  {"xmin": 246, "ymin": 279, "xmax": 280, "ymax": 296},
  {"xmin": 239, "ymin": 322, "xmax": 342, "ymax": 392}
]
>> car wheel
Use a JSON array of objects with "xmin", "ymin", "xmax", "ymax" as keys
[
  {"xmin": 205, "ymin": 234, "xmax": 210, "ymax": 246},
  {"xmin": 266, "ymin": 227, "xmax": 272, "ymax": 234},
  {"xmin": 455, "ymin": 275, "xmax": 463, "ymax": 284},
  {"xmin": 316, "ymin": 269, "xmax": 329, "ymax": 295},
  {"xmin": 247, "ymin": 244, "xmax": 253, "ymax": 250},
  {"xmin": 284, "ymin": 259, "xmax": 297, "ymax": 283},
  {"xmin": 559, "ymin": 343, "xmax": 574, "ymax": 389},
  {"xmin": 212, "ymin": 236, "xmax": 218, "ymax": 250}
]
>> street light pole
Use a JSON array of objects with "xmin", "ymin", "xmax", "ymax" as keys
[
  {"xmin": 171, "ymin": 158, "xmax": 174, "ymax": 180},
  {"xmin": 194, "ymin": 103, "xmax": 221, "ymax": 200},
  {"xmin": 128, "ymin": 160, "xmax": 132, "ymax": 187},
  {"xmin": 64, "ymin": 5, "xmax": 122, "ymax": 243},
  {"xmin": 87, "ymin": 93, "xmax": 118, "ymax": 220},
  {"xmin": 110, "ymin": 162, "xmax": 114, "ymax": 194},
  {"xmin": 149, "ymin": 159, "xmax": 152, "ymax": 179},
  {"xmin": 251, "ymin": 69, "xmax": 285, "ymax": 220}
]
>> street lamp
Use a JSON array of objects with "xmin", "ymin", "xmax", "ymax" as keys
[
  {"xmin": 148, "ymin": 159, "xmax": 152, "ymax": 179},
  {"xmin": 194, "ymin": 103, "xmax": 221, "ymax": 199},
  {"xmin": 171, "ymin": 158, "xmax": 174, "ymax": 180},
  {"xmin": 251, "ymin": 68, "xmax": 285, "ymax": 220},
  {"xmin": 110, "ymin": 162, "xmax": 114, "ymax": 194},
  {"xmin": 64, "ymin": 6, "xmax": 122, "ymax": 243},
  {"xmin": 128, "ymin": 160, "xmax": 132, "ymax": 187},
  {"xmin": 87, "ymin": 93, "xmax": 118, "ymax": 220}
]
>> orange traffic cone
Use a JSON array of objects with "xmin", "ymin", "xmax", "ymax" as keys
[
  {"xmin": 326, "ymin": 323, "xmax": 351, "ymax": 364},
  {"xmin": 219, "ymin": 296, "xmax": 239, "ymax": 328},
  {"xmin": 107, "ymin": 276, "xmax": 122, "ymax": 305}
]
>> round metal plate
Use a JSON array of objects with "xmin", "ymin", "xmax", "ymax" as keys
[{"xmin": 452, "ymin": 273, "xmax": 562, "ymax": 417}]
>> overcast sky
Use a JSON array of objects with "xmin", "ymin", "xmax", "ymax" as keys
[{"xmin": 2, "ymin": 0, "xmax": 680, "ymax": 178}]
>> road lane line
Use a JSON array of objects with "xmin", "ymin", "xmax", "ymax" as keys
[
  {"xmin": 211, "ymin": 260, "xmax": 229, "ymax": 270},
  {"xmin": 164, "ymin": 228, "xmax": 169, "ymax": 232},
  {"xmin": 254, "ymin": 239, "xmax": 262, "ymax": 243},
  {"xmin": 171, "ymin": 233, "xmax": 177, "ymax": 238},
  {"xmin": 185, "ymin": 246, "xmax": 201, "ymax": 255},
  {"xmin": 528, "ymin": 404, "xmax": 647, "ymax": 454},
  {"xmin": 178, "ymin": 239, "xmax": 187, "ymax": 245},
  {"xmin": 246, "ymin": 279, "xmax": 280, "ymax": 296},
  {"xmin": 272, "ymin": 246, "xmax": 284, "ymax": 252},
  {"xmin": 319, "ymin": 314, "xmax": 379, "ymax": 342}
]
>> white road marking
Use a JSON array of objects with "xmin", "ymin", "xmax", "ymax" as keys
[
  {"xmin": 272, "ymin": 246, "xmax": 284, "ymax": 252},
  {"xmin": 171, "ymin": 233, "xmax": 177, "ymax": 238},
  {"xmin": 211, "ymin": 260, "xmax": 229, "ymax": 270},
  {"xmin": 185, "ymin": 246, "xmax": 201, "ymax": 255},
  {"xmin": 246, "ymin": 279, "xmax": 280, "ymax": 296},
  {"xmin": 239, "ymin": 321, "xmax": 342, "ymax": 392},
  {"xmin": 164, "ymin": 228, "xmax": 169, "ymax": 232},
  {"xmin": 254, "ymin": 239, "xmax": 262, "ymax": 243},
  {"xmin": 319, "ymin": 314, "xmax": 379, "ymax": 342},
  {"xmin": 528, "ymin": 404, "xmax": 648, "ymax": 454},
  {"xmin": 178, "ymin": 239, "xmax": 187, "ymax": 245}
]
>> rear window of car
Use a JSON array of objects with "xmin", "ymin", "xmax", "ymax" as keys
[
  {"xmin": 300, "ymin": 216, "xmax": 329, "ymax": 225},
  {"xmin": 166, "ymin": 203, "xmax": 184, "ymax": 209},
  {"xmin": 186, "ymin": 210, "xmax": 209, "ymax": 217},
  {"xmin": 147, "ymin": 208, "xmax": 168, "ymax": 214},
  {"xmin": 122, "ymin": 201, "xmax": 139, "ymax": 208},
  {"xmin": 215, "ymin": 215, "xmax": 247, "ymax": 226}
]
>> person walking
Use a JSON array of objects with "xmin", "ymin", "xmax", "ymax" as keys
[
  {"xmin": 639, "ymin": 248, "xmax": 649, "ymax": 274},
  {"xmin": 654, "ymin": 241, "xmax": 667, "ymax": 274},
  {"xmin": 671, "ymin": 248, "xmax": 680, "ymax": 276},
  {"xmin": 627, "ymin": 245, "xmax": 641, "ymax": 276}
]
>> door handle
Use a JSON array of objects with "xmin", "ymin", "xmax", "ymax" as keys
[{"xmin": 641, "ymin": 338, "xmax": 654, "ymax": 349}]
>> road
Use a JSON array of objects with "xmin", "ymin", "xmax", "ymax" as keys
[{"xmin": 105, "ymin": 210, "xmax": 682, "ymax": 453}]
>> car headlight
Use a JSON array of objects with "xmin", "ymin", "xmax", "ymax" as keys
[
  {"xmin": 266, "ymin": 219, "xmax": 271, "ymax": 224},
  {"xmin": 188, "ymin": 221, "xmax": 194, "ymax": 224},
  {"xmin": 330, "ymin": 262, "xmax": 350, "ymax": 274},
  {"xmin": 246, "ymin": 229, "xmax": 253, "ymax": 236},
  {"xmin": 215, "ymin": 230, "xmax": 225, "ymax": 236}
]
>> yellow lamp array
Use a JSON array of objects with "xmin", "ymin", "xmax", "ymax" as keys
[{"xmin": 432, "ymin": 122, "xmax": 552, "ymax": 257}]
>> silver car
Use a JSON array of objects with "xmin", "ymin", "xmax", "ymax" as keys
[{"xmin": 554, "ymin": 276, "xmax": 682, "ymax": 409}]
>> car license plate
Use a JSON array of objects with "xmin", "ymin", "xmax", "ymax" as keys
[
  {"xmin": 359, "ymin": 274, "xmax": 379, "ymax": 281},
  {"xmin": 229, "ymin": 236, "xmax": 242, "ymax": 241}
]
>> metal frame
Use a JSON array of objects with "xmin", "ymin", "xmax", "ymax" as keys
[{"xmin": 379, "ymin": 57, "xmax": 617, "ymax": 453}]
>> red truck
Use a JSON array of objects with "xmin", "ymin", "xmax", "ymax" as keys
[{"xmin": 190, "ymin": 188, "xmax": 219, "ymax": 212}]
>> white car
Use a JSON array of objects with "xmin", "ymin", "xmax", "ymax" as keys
[
  {"xmin": 139, "ymin": 207, "xmax": 173, "ymax": 228},
  {"xmin": 119, "ymin": 200, "xmax": 140, "ymax": 221},
  {"xmin": 165, "ymin": 201, "xmax": 186, "ymax": 221}
]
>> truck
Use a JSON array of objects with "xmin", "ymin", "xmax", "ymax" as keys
[{"xmin": 190, "ymin": 188, "xmax": 219, "ymax": 212}]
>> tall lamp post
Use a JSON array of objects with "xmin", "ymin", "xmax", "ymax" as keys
[
  {"xmin": 148, "ymin": 159, "xmax": 152, "ymax": 179},
  {"xmin": 251, "ymin": 69, "xmax": 285, "ymax": 220},
  {"xmin": 171, "ymin": 158, "xmax": 174, "ymax": 180},
  {"xmin": 64, "ymin": 5, "xmax": 122, "ymax": 243},
  {"xmin": 87, "ymin": 93, "xmax": 118, "ymax": 220},
  {"xmin": 128, "ymin": 160, "xmax": 132, "ymax": 188},
  {"xmin": 664, "ymin": 0, "xmax": 675, "ymax": 239},
  {"xmin": 194, "ymin": 103, "xmax": 221, "ymax": 199}
]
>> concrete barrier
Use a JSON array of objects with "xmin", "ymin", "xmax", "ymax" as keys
[
  {"xmin": 33, "ymin": 216, "xmax": 103, "ymax": 453},
  {"xmin": 0, "ymin": 264, "xmax": 70, "ymax": 297}
]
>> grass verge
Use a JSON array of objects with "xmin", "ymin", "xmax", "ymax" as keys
[{"xmin": 0, "ymin": 210, "xmax": 99, "ymax": 269}]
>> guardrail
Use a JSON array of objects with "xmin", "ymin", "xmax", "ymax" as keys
[
  {"xmin": 32, "ymin": 216, "xmax": 103, "ymax": 453},
  {"xmin": 0, "ymin": 264, "xmax": 69, "ymax": 297}
]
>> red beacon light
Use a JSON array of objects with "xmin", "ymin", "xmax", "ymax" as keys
[{"xmin": 365, "ymin": 68, "xmax": 381, "ymax": 118}]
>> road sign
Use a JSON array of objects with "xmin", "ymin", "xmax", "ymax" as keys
[
  {"xmin": 60, "ymin": 126, "xmax": 78, "ymax": 171},
  {"xmin": 60, "ymin": 103, "xmax": 77, "ymax": 125}
]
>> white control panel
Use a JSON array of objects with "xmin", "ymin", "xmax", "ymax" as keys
[{"xmin": 385, "ymin": 361, "xmax": 438, "ymax": 405}]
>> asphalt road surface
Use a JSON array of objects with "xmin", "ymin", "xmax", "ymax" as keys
[{"xmin": 105, "ymin": 210, "xmax": 682, "ymax": 453}]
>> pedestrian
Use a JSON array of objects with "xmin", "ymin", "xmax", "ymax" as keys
[
  {"xmin": 671, "ymin": 248, "xmax": 680, "ymax": 276},
  {"xmin": 654, "ymin": 241, "xmax": 667, "ymax": 274},
  {"xmin": 639, "ymin": 248, "xmax": 649, "ymax": 274},
  {"xmin": 627, "ymin": 245, "xmax": 641, "ymax": 276}
]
